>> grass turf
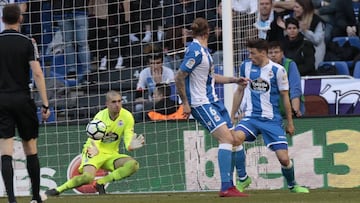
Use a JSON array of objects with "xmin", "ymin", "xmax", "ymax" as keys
[{"xmin": 2, "ymin": 188, "xmax": 360, "ymax": 203}]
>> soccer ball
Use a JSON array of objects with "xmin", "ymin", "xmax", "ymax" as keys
[{"xmin": 86, "ymin": 120, "xmax": 106, "ymax": 140}]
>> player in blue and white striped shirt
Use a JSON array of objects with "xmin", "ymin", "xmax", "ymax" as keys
[
  {"xmin": 175, "ymin": 17, "xmax": 249, "ymax": 197},
  {"xmin": 231, "ymin": 39, "xmax": 309, "ymax": 193}
]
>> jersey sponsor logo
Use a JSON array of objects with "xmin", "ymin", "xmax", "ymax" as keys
[
  {"xmin": 185, "ymin": 58, "xmax": 196, "ymax": 69},
  {"xmin": 101, "ymin": 132, "xmax": 119, "ymax": 143},
  {"xmin": 250, "ymin": 78, "xmax": 270, "ymax": 94}
]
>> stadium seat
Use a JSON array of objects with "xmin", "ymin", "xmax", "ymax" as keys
[
  {"xmin": 304, "ymin": 95, "xmax": 329, "ymax": 116},
  {"xmin": 332, "ymin": 36, "xmax": 360, "ymax": 50},
  {"xmin": 353, "ymin": 61, "xmax": 360, "ymax": 78},
  {"xmin": 317, "ymin": 61, "xmax": 350, "ymax": 75},
  {"xmin": 49, "ymin": 55, "xmax": 80, "ymax": 87}
]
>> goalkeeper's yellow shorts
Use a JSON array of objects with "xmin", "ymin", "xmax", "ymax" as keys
[{"xmin": 78, "ymin": 151, "xmax": 129, "ymax": 173}]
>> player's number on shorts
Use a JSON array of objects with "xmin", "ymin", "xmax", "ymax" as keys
[{"xmin": 210, "ymin": 107, "xmax": 221, "ymax": 122}]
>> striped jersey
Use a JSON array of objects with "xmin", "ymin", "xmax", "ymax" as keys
[
  {"xmin": 240, "ymin": 59, "xmax": 289, "ymax": 120},
  {"xmin": 179, "ymin": 39, "xmax": 218, "ymax": 107}
]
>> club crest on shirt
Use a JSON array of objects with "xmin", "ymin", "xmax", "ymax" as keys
[
  {"xmin": 118, "ymin": 120, "xmax": 124, "ymax": 126},
  {"xmin": 185, "ymin": 58, "xmax": 196, "ymax": 69},
  {"xmin": 268, "ymin": 70, "xmax": 274, "ymax": 78},
  {"xmin": 250, "ymin": 78, "xmax": 270, "ymax": 94}
]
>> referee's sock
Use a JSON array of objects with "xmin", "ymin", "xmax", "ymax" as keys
[
  {"xmin": 1, "ymin": 155, "xmax": 16, "ymax": 203},
  {"xmin": 27, "ymin": 154, "xmax": 41, "ymax": 202}
]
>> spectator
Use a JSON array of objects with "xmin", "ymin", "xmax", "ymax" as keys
[
  {"xmin": 273, "ymin": 0, "xmax": 326, "ymax": 68},
  {"xmin": 293, "ymin": 0, "xmax": 326, "ymax": 68},
  {"xmin": 332, "ymin": 0, "xmax": 360, "ymax": 37},
  {"xmin": 88, "ymin": 0, "xmax": 124, "ymax": 70},
  {"xmin": 312, "ymin": 0, "xmax": 337, "ymax": 43},
  {"xmin": 139, "ymin": 0, "xmax": 164, "ymax": 43},
  {"xmin": 135, "ymin": 45, "xmax": 175, "ymax": 116},
  {"xmin": 232, "ymin": 0, "xmax": 258, "ymax": 63},
  {"xmin": 268, "ymin": 41, "xmax": 305, "ymax": 117},
  {"xmin": 50, "ymin": 0, "xmax": 91, "ymax": 81},
  {"xmin": 135, "ymin": 83, "xmax": 185, "ymax": 122},
  {"xmin": 254, "ymin": 0, "xmax": 274, "ymax": 39},
  {"xmin": 163, "ymin": 0, "xmax": 206, "ymax": 70},
  {"xmin": 208, "ymin": 1, "xmax": 223, "ymax": 66},
  {"xmin": 261, "ymin": 0, "xmax": 293, "ymax": 42},
  {"xmin": 282, "ymin": 17, "xmax": 316, "ymax": 76}
]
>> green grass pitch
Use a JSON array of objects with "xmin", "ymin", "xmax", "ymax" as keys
[{"xmin": 3, "ymin": 188, "xmax": 360, "ymax": 203}]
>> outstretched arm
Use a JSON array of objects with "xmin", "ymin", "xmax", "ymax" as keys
[{"xmin": 214, "ymin": 74, "xmax": 249, "ymax": 86}]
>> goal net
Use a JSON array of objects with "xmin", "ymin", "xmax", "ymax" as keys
[{"xmin": 0, "ymin": 0, "xmax": 269, "ymax": 196}]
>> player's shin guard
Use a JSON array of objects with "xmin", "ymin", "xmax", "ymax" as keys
[
  {"xmin": 27, "ymin": 154, "xmax": 41, "ymax": 202},
  {"xmin": 57, "ymin": 172, "xmax": 94, "ymax": 193},
  {"xmin": 1, "ymin": 155, "xmax": 16, "ymax": 203},
  {"xmin": 97, "ymin": 160, "xmax": 139, "ymax": 185},
  {"xmin": 281, "ymin": 160, "xmax": 296, "ymax": 187}
]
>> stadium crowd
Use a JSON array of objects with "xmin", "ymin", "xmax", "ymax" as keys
[{"xmin": 5, "ymin": 0, "xmax": 360, "ymax": 120}]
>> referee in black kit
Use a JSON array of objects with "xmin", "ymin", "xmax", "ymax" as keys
[{"xmin": 0, "ymin": 4, "xmax": 50, "ymax": 203}]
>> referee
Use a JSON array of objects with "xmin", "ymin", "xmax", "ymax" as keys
[{"xmin": 0, "ymin": 4, "xmax": 50, "ymax": 203}]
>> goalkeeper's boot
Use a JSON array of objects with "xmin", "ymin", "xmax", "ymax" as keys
[
  {"xmin": 45, "ymin": 188, "xmax": 60, "ymax": 196},
  {"xmin": 219, "ymin": 186, "xmax": 248, "ymax": 197},
  {"xmin": 94, "ymin": 183, "xmax": 106, "ymax": 195},
  {"xmin": 236, "ymin": 176, "xmax": 252, "ymax": 192},
  {"xmin": 290, "ymin": 185, "xmax": 310, "ymax": 193}
]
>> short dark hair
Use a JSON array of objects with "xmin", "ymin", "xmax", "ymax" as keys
[
  {"xmin": 285, "ymin": 17, "xmax": 300, "ymax": 29},
  {"xmin": 268, "ymin": 41, "xmax": 284, "ymax": 51},
  {"xmin": 247, "ymin": 38, "xmax": 269, "ymax": 52},
  {"xmin": 2, "ymin": 4, "xmax": 21, "ymax": 25},
  {"xmin": 144, "ymin": 43, "xmax": 163, "ymax": 62}
]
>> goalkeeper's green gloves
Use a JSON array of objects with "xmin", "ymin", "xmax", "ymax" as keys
[{"xmin": 129, "ymin": 133, "xmax": 145, "ymax": 151}]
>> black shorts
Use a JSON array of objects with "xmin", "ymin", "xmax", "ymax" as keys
[{"xmin": 0, "ymin": 93, "xmax": 39, "ymax": 140}]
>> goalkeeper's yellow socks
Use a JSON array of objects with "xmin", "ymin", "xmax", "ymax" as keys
[
  {"xmin": 57, "ymin": 172, "xmax": 94, "ymax": 193},
  {"xmin": 97, "ymin": 160, "xmax": 139, "ymax": 185}
]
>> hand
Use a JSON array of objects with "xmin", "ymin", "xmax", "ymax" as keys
[
  {"xmin": 152, "ymin": 68, "xmax": 162, "ymax": 84},
  {"xmin": 234, "ymin": 77, "xmax": 250, "ymax": 87},
  {"xmin": 129, "ymin": 133, "xmax": 145, "ymax": 151},
  {"xmin": 346, "ymin": 26, "xmax": 356, "ymax": 36},
  {"xmin": 41, "ymin": 105, "xmax": 51, "ymax": 121},
  {"xmin": 293, "ymin": 109, "xmax": 302, "ymax": 118},
  {"xmin": 87, "ymin": 140, "xmax": 99, "ymax": 158},
  {"xmin": 276, "ymin": 16, "xmax": 285, "ymax": 29},
  {"xmin": 182, "ymin": 103, "xmax": 191, "ymax": 119},
  {"xmin": 286, "ymin": 123, "xmax": 295, "ymax": 136}
]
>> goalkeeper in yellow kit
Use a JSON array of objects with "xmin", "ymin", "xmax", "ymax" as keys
[{"xmin": 45, "ymin": 90, "xmax": 145, "ymax": 196}]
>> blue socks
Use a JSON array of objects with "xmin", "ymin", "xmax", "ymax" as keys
[
  {"xmin": 218, "ymin": 143, "xmax": 233, "ymax": 191},
  {"xmin": 281, "ymin": 161, "xmax": 296, "ymax": 187},
  {"xmin": 234, "ymin": 145, "xmax": 247, "ymax": 181}
]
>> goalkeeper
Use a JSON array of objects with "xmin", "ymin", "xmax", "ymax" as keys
[{"xmin": 45, "ymin": 90, "xmax": 145, "ymax": 196}]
